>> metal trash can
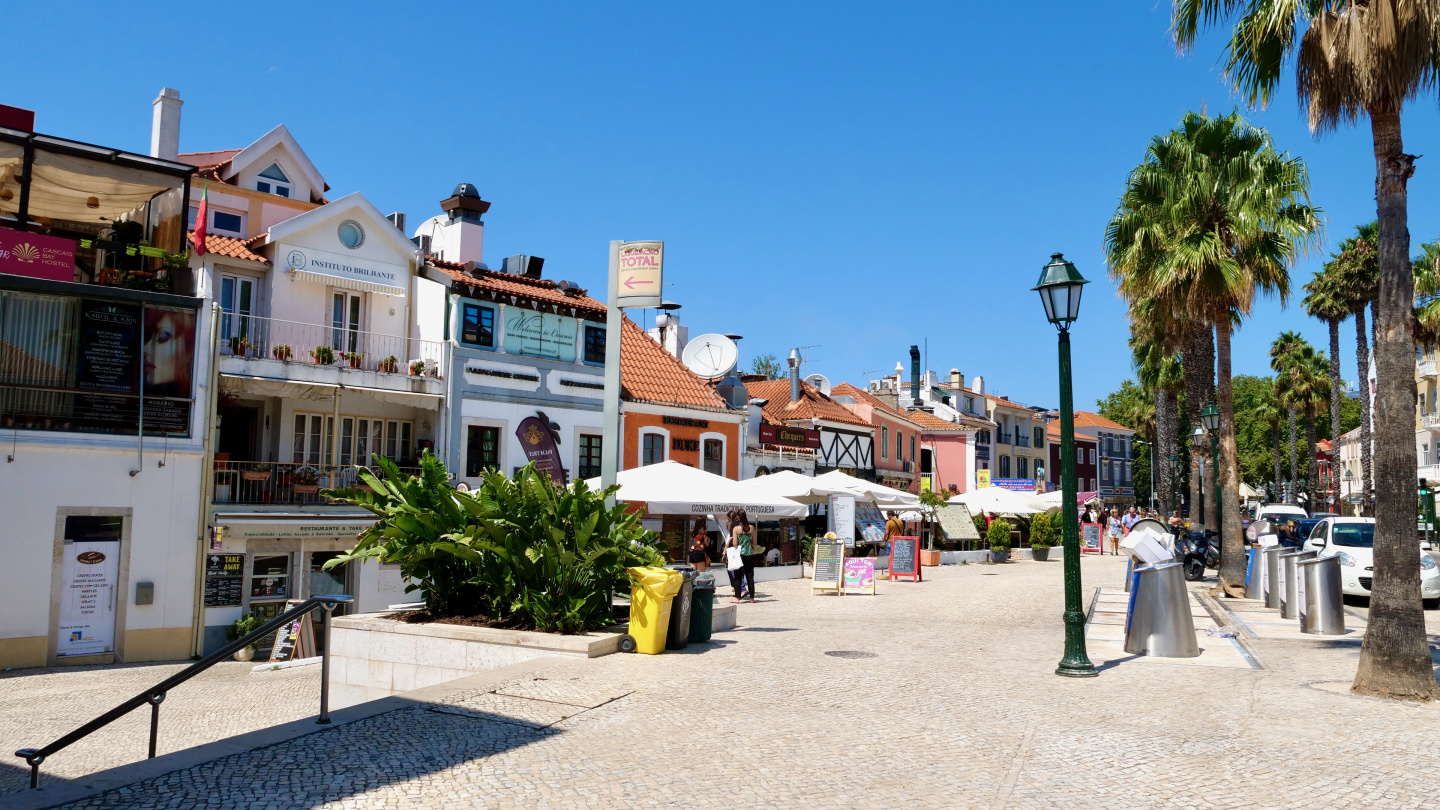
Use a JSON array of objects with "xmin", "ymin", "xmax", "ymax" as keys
[
  {"xmin": 1124, "ymin": 561, "xmax": 1200, "ymax": 658},
  {"xmin": 688, "ymin": 573, "xmax": 716, "ymax": 643},
  {"xmin": 1262, "ymin": 545, "xmax": 1286, "ymax": 609},
  {"xmin": 664, "ymin": 565, "xmax": 698, "ymax": 650},
  {"xmin": 1278, "ymin": 549, "xmax": 1316, "ymax": 619},
  {"xmin": 1244, "ymin": 547, "xmax": 1264, "ymax": 600},
  {"xmin": 1298, "ymin": 556, "xmax": 1346, "ymax": 635}
]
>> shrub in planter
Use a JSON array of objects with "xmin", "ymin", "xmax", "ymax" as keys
[
  {"xmin": 341, "ymin": 351, "xmax": 365, "ymax": 369},
  {"xmin": 310, "ymin": 346, "xmax": 335, "ymax": 365},
  {"xmin": 229, "ymin": 336, "xmax": 252, "ymax": 356},
  {"xmin": 272, "ymin": 344, "xmax": 293, "ymax": 361},
  {"xmin": 1029, "ymin": 511, "xmax": 1055, "ymax": 561},
  {"xmin": 987, "ymin": 517, "xmax": 1011, "ymax": 562},
  {"xmin": 378, "ymin": 355, "xmax": 399, "ymax": 373},
  {"xmin": 227, "ymin": 614, "xmax": 263, "ymax": 661},
  {"xmin": 409, "ymin": 359, "xmax": 426, "ymax": 376},
  {"xmin": 323, "ymin": 454, "xmax": 664, "ymax": 634}
]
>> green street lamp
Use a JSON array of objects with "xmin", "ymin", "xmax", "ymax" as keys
[
  {"xmin": 1033, "ymin": 252, "xmax": 1096, "ymax": 679},
  {"xmin": 1201, "ymin": 401, "xmax": 1221, "ymax": 546}
]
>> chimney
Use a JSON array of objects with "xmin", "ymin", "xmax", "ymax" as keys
[
  {"xmin": 417, "ymin": 183, "xmax": 489, "ymax": 264},
  {"xmin": 973, "ymin": 375, "xmax": 985, "ymax": 396},
  {"xmin": 950, "ymin": 369, "xmax": 964, "ymax": 390},
  {"xmin": 788, "ymin": 348, "xmax": 801, "ymax": 403},
  {"xmin": 909, "ymin": 345, "xmax": 921, "ymax": 406},
  {"xmin": 150, "ymin": 88, "xmax": 182, "ymax": 162}
]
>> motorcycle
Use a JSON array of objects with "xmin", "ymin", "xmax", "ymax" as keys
[{"xmin": 1176, "ymin": 529, "xmax": 1220, "ymax": 581}]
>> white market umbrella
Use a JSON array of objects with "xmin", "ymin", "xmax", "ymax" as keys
[
  {"xmin": 732, "ymin": 470, "xmax": 848, "ymax": 505},
  {"xmin": 811, "ymin": 470, "xmax": 920, "ymax": 508},
  {"xmin": 585, "ymin": 461, "xmax": 807, "ymax": 518},
  {"xmin": 948, "ymin": 487, "xmax": 1047, "ymax": 516}
]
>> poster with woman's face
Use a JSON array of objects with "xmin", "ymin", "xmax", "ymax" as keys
[{"xmin": 143, "ymin": 307, "xmax": 195, "ymax": 399}]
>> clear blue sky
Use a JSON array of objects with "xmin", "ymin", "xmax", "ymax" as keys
[{"xmin": 9, "ymin": 2, "xmax": 1440, "ymax": 411}]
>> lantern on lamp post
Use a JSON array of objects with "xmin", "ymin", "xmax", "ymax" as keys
[{"xmin": 1033, "ymin": 252, "xmax": 1096, "ymax": 679}]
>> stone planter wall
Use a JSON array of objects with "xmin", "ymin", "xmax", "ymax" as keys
[{"xmin": 329, "ymin": 612, "xmax": 625, "ymax": 709}]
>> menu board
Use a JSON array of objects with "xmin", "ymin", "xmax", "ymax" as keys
[
  {"xmin": 268, "ymin": 600, "xmax": 315, "ymax": 662},
  {"xmin": 842, "ymin": 558, "xmax": 876, "ymax": 595},
  {"xmin": 203, "ymin": 553, "xmax": 244, "ymax": 607},
  {"xmin": 1081, "ymin": 523, "xmax": 1103, "ymax": 554},
  {"xmin": 811, "ymin": 542, "xmax": 844, "ymax": 593},
  {"xmin": 889, "ymin": 536, "xmax": 921, "ymax": 582},
  {"xmin": 856, "ymin": 505, "xmax": 886, "ymax": 545},
  {"xmin": 77, "ymin": 300, "xmax": 142, "ymax": 393}
]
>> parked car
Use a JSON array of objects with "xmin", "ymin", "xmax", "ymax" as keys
[
  {"xmin": 1303, "ymin": 517, "xmax": 1440, "ymax": 605},
  {"xmin": 1308, "ymin": 512, "xmax": 1339, "ymax": 520},
  {"xmin": 1255, "ymin": 504, "xmax": 1307, "ymax": 525}
]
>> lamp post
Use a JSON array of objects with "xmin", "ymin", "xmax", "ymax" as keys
[
  {"xmin": 1345, "ymin": 468, "xmax": 1354, "ymax": 515},
  {"xmin": 1201, "ymin": 401, "xmax": 1221, "ymax": 547},
  {"xmin": 1033, "ymin": 252, "xmax": 1096, "ymax": 679},
  {"xmin": 1191, "ymin": 426, "xmax": 1206, "ymax": 528}
]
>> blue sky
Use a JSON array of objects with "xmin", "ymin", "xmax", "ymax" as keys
[{"xmin": 8, "ymin": 2, "xmax": 1440, "ymax": 410}]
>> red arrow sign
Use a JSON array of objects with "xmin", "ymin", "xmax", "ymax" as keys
[{"xmin": 622, "ymin": 276, "xmax": 654, "ymax": 289}]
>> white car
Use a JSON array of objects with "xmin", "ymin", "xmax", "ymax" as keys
[
  {"xmin": 1249, "ymin": 504, "xmax": 1309, "ymax": 546},
  {"xmin": 1303, "ymin": 517, "xmax": 1440, "ymax": 602}
]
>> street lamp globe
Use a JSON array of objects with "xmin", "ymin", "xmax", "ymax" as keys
[
  {"xmin": 1201, "ymin": 402, "xmax": 1220, "ymax": 433},
  {"xmin": 1032, "ymin": 253, "xmax": 1088, "ymax": 330},
  {"xmin": 1346, "ymin": 469, "xmax": 1354, "ymax": 480}
]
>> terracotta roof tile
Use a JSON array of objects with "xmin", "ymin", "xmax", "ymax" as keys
[
  {"xmin": 905, "ymin": 409, "xmax": 976, "ymax": 432},
  {"xmin": 189, "ymin": 231, "xmax": 269, "ymax": 264},
  {"xmin": 1046, "ymin": 420, "xmax": 1098, "ymax": 443},
  {"xmin": 429, "ymin": 259, "xmax": 606, "ymax": 318},
  {"xmin": 178, "ymin": 150, "xmax": 241, "ymax": 170},
  {"xmin": 744, "ymin": 378, "xmax": 870, "ymax": 427},
  {"xmin": 619, "ymin": 316, "xmax": 729, "ymax": 411},
  {"xmin": 1073, "ymin": 411, "xmax": 1132, "ymax": 432},
  {"xmin": 830, "ymin": 383, "xmax": 922, "ymax": 427}
]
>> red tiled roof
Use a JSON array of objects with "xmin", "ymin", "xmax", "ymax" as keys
[
  {"xmin": 1046, "ymin": 420, "xmax": 1098, "ymax": 444},
  {"xmin": 906, "ymin": 409, "xmax": 975, "ymax": 432},
  {"xmin": 830, "ymin": 383, "xmax": 922, "ymax": 427},
  {"xmin": 1073, "ymin": 411, "xmax": 1132, "ymax": 432},
  {"xmin": 744, "ymin": 378, "xmax": 870, "ymax": 427},
  {"xmin": 178, "ymin": 150, "xmax": 241, "ymax": 170},
  {"xmin": 189, "ymin": 231, "xmax": 269, "ymax": 264},
  {"xmin": 429, "ymin": 259, "xmax": 606, "ymax": 318},
  {"xmin": 619, "ymin": 316, "xmax": 728, "ymax": 411}
]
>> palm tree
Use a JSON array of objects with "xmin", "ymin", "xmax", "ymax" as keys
[
  {"xmin": 1174, "ymin": 0, "xmax": 1440, "ymax": 702},
  {"xmin": 1133, "ymin": 326, "xmax": 1184, "ymax": 516},
  {"xmin": 1270, "ymin": 332, "xmax": 1310, "ymax": 504},
  {"xmin": 1107, "ymin": 111, "xmax": 1320, "ymax": 597},
  {"xmin": 1254, "ymin": 394, "xmax": 1283, "ymax": 502},
  {"xmin": 1331, "ymin": 224, "xmax": 1380, "ymax": 512},
  {"xmin": 1303, "ymin": 265, "xmax": 1351, "ymax": 505},
  {"xmin": 1296, "ymin": 347, "xmax": 1332, "ymax": 509}
]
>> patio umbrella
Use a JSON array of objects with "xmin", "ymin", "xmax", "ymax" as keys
[
  {"xmin": 948, "ymin": 487, "xmax": 1047, "ymax": 515},
  {"xmin": 731, "ymin": 470, "xmax": 850, "ymax": 505},
  {"xmin": 584, "ymin": 461, "xmax": 807, "ymax": 518},
  {"xmin": 811, "ymin": 470, "xmax": 920, "ymax": 508}
]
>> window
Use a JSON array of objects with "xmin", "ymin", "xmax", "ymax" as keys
[
  {"xmin": 386, "ymin": 420, "xmax": 413, "ymax": 463},
  {"xmin": 466, "ymin": 426, "xmax": 499, "ymax": 476},
  {"xmin": 1035, "ymin": 461, "xmax": 1045, "ymax": 480},
  {"xmin": 999, "ymin": 456, "xmax": 1011, "ymax": 478},
  {"xmin": 250, "ymin": 554, "xmax": 290, "ymax": 600},
  {"xmin": 337, "ymin": 220, "xmax": 364, "ymax": 249},
  {"xmin": 1124, "ymin": 461, "xmax": 1132, "ymax": 485},
  {"xmin": 964, "ymin": 396, "xmax": 974, "ymax": 413},
  {"xmin": 703, "ymin": 438, "xmax": 723, "ymax": 476},
  {"xmin": 460, "ymin": 304, "xmax": 495, "ymax": 348},
  {"xmin": 881, "ymin": 426, "xmax": 888, "ymax": 459},
  {"xmin": 256, "ymin": 163, "xmax": 292, "ymax": 198},
  {"xmin": 910, "ymin": 435, "xmax": 916, "ymax": 465},
  {"xmin": 293, "ymin": 414, "xmax": 323, "ymax": 464},
  {"xmin": 295, "ymin": 413, "xmax": 411, "ymax": 466},
  {"xmin": 896, "ymin": 430, "xmax": 903, "ymax": 461},
  {"xmin": 1034, "ymin": 426, "xmax": 1044, "ymax": 447},
  {"xmin": 1017, "ymin": 457, "xmax": 1028, "ymax": 479},
  {"xmin": 219, "ymin": 275, "xmax": 254, "ymax": 347},
  {"xmin": 1089, "ymin": 448, "xmax": 1096, "ymax": 464},
  {"xmin": 332, "ymin": 292, "xmax": 362, "ymax": 353},
  {"xmin": 212, "ymin": 210, "xmax": 244, "ymax": 235},
  {"xmin": 579, "ymin": 435, "xmax": 602, "ymax": 479},
  {"xmin": 583, "ymin": 325, "xmax": 606, "ymax": 364},
  {"xmin": 340, "ymin": 418, "xmax": 355, "ymax": 466},
  {"xmin": 642, "ymin": 433, "xmax": 666, "ymax": 466}
]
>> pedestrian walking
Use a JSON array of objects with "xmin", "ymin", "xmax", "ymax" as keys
[
  {"xmin": 732, "ymin": 511, "xmax": 758, "ymax": 603},
  {"xmin": 1106, "ymin": 507, "xmax": 1123, "ymax": 555},
  {"xmin": 689, "ymin": 517, "xmax": 710, "ymax": 572},
  {"xmin": 724, "ymin": 536, "xmax": 746, "ymax": 602},
  {"xmin": 1121, "ymin": 506, "xmax": 1139, "ymax": 535}
]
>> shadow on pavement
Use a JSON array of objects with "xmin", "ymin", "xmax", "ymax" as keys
[{"xmin": 0, "ymin": 758, "xmax": 60, "ymax": 795}]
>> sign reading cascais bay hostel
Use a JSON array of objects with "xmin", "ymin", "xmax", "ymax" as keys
[{"xmin": 281, "ymin": 244, "xmax": 406, "ymax": 296}]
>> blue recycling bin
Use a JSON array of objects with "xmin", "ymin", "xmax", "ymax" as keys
[{"xmin": 1246, "ymin": 547, "xmax": 1258, "ymax": 586}]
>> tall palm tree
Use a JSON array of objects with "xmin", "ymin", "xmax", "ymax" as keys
[
  {"xmin": 1332, "ymin": 224, "xmax": 1380, "ymax": 512},
  {"xmin": 1133, "ymin": 328, "xmax": 1185, "ymax": 516},
  {"xmin": 1174, "ymin": 0, "xmax": 1440, "ymax": 701},
  {"xmin": 1296, "ymin": 347, "xmax": 1332, "ymax": 509},
  {"xmin": 1304, "ymin": 265, "xmax": 1351, "ymax": 506},
  {"xmin": 1107, "ymin": 111, "xmax": 1320, "ymax": 597},
  {"xmin": 1270, "ymin": 331, "xmax": 1309, "ymax": 504},
  {"xmin": 1254, "ymin": 394, "xmax": 1283, "ymax": 502}
]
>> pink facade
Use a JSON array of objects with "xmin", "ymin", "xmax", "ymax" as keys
[{"xmin": 923, "ymin": 432, "xmax": 969, "ymax": 495}]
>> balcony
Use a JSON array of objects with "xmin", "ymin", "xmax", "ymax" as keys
[
  {"xmin": 1425, "ymin": 412, "xmax": 1440, "ymax": 431},
  {"xmin": 1015, "ymin": 435, "xmax": 1031, "ymax": 448},
  {"xmin": 213, "ymin": 460, "xmax": 421, "ymax": 506},
  {"xmin": 218, "ymin": 313, "xmax": 445, "ymax": 396},
  {"xmin": 1420, "ymin": 358, "xmax": 1438, "ymax": 379},
  {"xmin": 996, "ymin": 432, "xmax": 1013, "ymax": 445}
]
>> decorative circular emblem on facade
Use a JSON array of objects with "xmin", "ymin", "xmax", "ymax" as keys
[
  {"xmin": 76, "ymin": 551, "xmax": 106, "ymax": 564},
  {"xmin": 286, "ymin": 250, "xmax": 307, "ymax": 271},
  {"xmin": 338, "ymin": 220, "xmax": 365, "ymax": 249}
]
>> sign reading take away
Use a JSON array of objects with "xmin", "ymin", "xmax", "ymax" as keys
[{"xmin": 615, "ymin": 241, "xmax": 663, "ymax": 308}]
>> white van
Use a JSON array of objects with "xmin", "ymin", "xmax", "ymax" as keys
[{"xmin": 1249, "ymin": 504, "xmax": 1308, "ymax": 545}]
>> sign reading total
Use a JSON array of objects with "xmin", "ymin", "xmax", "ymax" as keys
[
  {"xmin": 615, "ymin": 241, "xmax": 663, "ymax": 308},
  {"xmin": 0, "ymin": 229, "xmax": 75, "ymax": 282}
]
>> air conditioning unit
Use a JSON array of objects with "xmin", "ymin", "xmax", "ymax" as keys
[
  {"xmin": 386, "ymin": 211, "xmax": 407, "ymax": 233},
  {"xmin": 502, "ymin": 254, "xmax": 545, "ymax": 278},
  {"xmin": 411, "ymin": 234, "xmax": 432, "ymax": 256}
]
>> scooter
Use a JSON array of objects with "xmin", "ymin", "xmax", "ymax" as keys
[{"xmin": 1177, "ymin": 529, "xmax": 1220, "ymax": 581}]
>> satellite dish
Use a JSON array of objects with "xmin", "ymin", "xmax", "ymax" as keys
[
  {"xmin": 681, "ymin": 333, "xmax": 739, "ymax": 381},
  {"xmin": 805, "ymin": 373, "xmax": 831, "ymax": 396}
]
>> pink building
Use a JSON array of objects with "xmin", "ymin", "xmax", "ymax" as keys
[{"xmin": 907, "ymin": 409, "xmax": 975, "ymax": 495}]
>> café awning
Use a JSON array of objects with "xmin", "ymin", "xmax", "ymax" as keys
[
  {"xmin": 585, "ymin": 461, "xmax": 808, "ymax": 518},
  {"xmin": 213, "ymin": 512, "xmax": 376, "ymax": 540}
]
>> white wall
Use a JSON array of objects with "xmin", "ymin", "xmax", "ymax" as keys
[{"xmin": 457, "ymin": 398, "xmax": 603, "ymax": 485}]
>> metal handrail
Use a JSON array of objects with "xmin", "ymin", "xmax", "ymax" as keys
[{"xmin": 13, "ymin": 593, "xmax": 354, "ymax": 790}]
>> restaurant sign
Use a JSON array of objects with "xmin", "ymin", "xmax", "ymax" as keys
[
  {"xmin": 759, "ymin": 423, "xmax": 821, "ymax": 449},
  {"xmin": 516, "ymin": 413, "xmax": 568, "ymax": 484},
  {"xmin": 0, "ymin": 229, "xmax": 75, "ymax": 282},
  {"xmin": 504, "ymin": 311, "xmax": 578, "ymax": 362}
]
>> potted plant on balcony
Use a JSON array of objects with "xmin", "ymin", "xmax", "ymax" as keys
[
  {"xmin": 227, "ymin": 614, "xmax": 263, "ymax": 662},
  {"xmin": 379, "ymin": 355, "xmax": 399, "ymax": 373},
  {"xmin": 409, "ymin": 359, "xmax": 426, "ymax": 376},
  {"xmin": 292, "ymin": 465, "xmax": 321, "ymax": 494},
  {"xmin": 229, "ymin": 336, "xmax": 252, "ymax": 356},
  {"xmin": 987, "ymin": 517, "xmax": 1011, "ymax": 564},
  {"xmin": 341, "ymin": 351, "xmax": 365, "ymax": 369},
  {"xmin": 310, "ymin": 346, "xmax": 335, "ymax": 365},
  {"xmin": 272, "ymin": 345, "xmax": 293, "ymax": 361},
  {"xmin": 1029, "ymin": 510, "xmax": 1054, "ymax": 562}
]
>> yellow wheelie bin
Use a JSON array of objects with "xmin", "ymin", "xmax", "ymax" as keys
[{"xmin": 625, "ymin": 567, "xmax": 683, "ymax": 654}]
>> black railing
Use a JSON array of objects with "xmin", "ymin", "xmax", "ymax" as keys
[{"xmin": 13, "ymin": 594, "xmax": 353, "ymax": 790}]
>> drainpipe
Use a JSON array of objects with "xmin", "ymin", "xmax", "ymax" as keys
[
  {"xmin": 788, "ymin": 349, "xmax": 801, "ymax": 402},
  {"xmin": 909, "ymin": 345, "xmax": 921, "ymax": 407}
]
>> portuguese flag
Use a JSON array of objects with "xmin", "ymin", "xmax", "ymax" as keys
[{"xmin": 192, "ymin": 183, "xmax": 208, "ymax": 256}]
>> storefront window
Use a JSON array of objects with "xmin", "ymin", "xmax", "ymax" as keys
[
  {"xmin": 250, "ymin": 554, "xmax": 290, "ymax": 600},
  {"xmin": 642, "ymin": 434, "xmax": 665, "ymax": 465},
  {"xmin": 703, "ymin": 438, "xmax": 723, "ymax": 476},
  {"xmin": 579, "ymin": 434, "xmax": 602, "ymax": 479},
  {"xmin": 467, "ymin": 425, "xmax": 499, "ymax": 476}
]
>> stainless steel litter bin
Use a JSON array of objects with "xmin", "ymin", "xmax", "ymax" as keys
[
  {"xmin": 1298, "ymin": 556, "xmax": 1346, "ymax": 635},
  {"xmin": 1262, "ymin": 545, "xmax": 1286, "ymax": 609},
  {"xmin": 1278, "ymin": 549, "xmax": 1317, "ymax": 619},
  {"xmin": 1123, "ymin": 561, "xmax": 1200, "ymax": 658},
  {"xmin": 1244, "ymin": 547, "xmax": 1264, "ymax": 600}
]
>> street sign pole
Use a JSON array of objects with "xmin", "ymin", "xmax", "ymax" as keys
[{"xmin": 600, "ymin": 240, "xmax": 623, "ymax": 508}]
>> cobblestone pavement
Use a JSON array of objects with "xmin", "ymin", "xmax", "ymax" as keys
[
  {"xmin": 0, "ymin": 660, "xmax": 321, "ymax": 795},
  {"xmin": 43, "ymin": 556, "xmax": 1440, "ymax": 808}
]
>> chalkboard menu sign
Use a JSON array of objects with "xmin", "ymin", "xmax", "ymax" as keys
[
  {"xmin": 268, "ymin": 600, "xmax": 315, "ymax": 663},
  {"xmin": 203, "ymin": 553, "xmax": 244, "ymax": 607},
  {"xmin": 889, "ymin": 536, "xmax": 921, "ymax": 582},
  {"xmin": 1081, "ymin": 523, "xmax": 1103, "ymax": 555},
  {"xmin": 811, "ymin": 542, "xmax": 844, "ymax": 593}
]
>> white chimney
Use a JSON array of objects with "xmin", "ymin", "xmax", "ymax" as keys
[
  {"xmin": 415, "ymin": 183, "xmax": 488, "ymax": 265},
  {"xmin": 972, "ymin": 375, "xmax": 985, "ymax": 396},
  {"xmin": 150, "ymin": 88, "xmax": 182, "ymax": 162},
  {"xmin": 951, "ymin": 369, "xmax": 964, "ymax": 390},
  {"xmin": 646, "ymin": 313, "xmax": 688, "ymax": 358}
]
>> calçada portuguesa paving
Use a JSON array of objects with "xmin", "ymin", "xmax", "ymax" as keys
[{"xmin": 15, "ymin": 555, "xmax": 1440, "ymax": 809}]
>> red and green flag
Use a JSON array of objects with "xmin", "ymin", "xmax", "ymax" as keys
[{"xmin": 192, "ymin": 183, "xmax": 208, "ymax": 256}]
